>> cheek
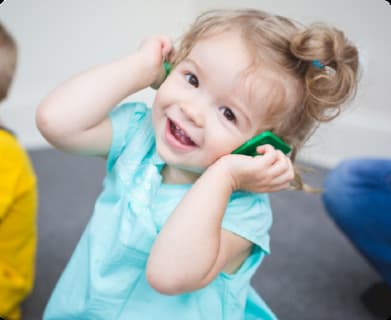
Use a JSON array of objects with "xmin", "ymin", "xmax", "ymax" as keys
[
  {"xmin": 152, "ymin": 89, "xmax": 163, "ymax": 111},
  {"xmin": 156, "ymin": 75, "xmax": 178, "ymax": 98},
  {"xmin": 151, "ymin": 94, "xmax": 160, "ymax": 117},
  {"xmin": 153, "ymin": 78, "xmax": 171, "ymax": 107},
  {"xmin": 151, "ymin": 108, "xmax": 158, "ymax": 131},
  {"xmin": 205, "ymin": 133, "xmax": 244, "ymax": 160},
  {"xmin": 151, "ymin": 99, "xmax": 166, "ymax": 136},
  {"xmin": 152, "ymin": 87, "xmax": 170, "ymax": 122}
]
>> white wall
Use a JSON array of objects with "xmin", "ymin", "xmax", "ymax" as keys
[
  {"xmin": 0, "ymin": 0, "xmax": 195, "ymax": 147},
  {"xmin": 0, "ymin": 0, "xmax": 390, "ymax": 167}
]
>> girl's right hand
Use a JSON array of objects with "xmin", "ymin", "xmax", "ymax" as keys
[{"xmin": 136, "ymin": 35, "xmax": 173, "ymax": 89}]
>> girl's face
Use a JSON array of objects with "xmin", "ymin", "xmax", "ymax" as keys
[{"xmin": 152, "ymin": 31, "xmax": 272, "ymax": 183}]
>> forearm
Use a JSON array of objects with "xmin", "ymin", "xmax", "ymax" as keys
[
  {"xmin": 36, "ymin": 53, "xmax": 150, "ymax": 144},
  {"xmin": 147, "ymin": 162, "xmax": 233, "ymax": 293}
]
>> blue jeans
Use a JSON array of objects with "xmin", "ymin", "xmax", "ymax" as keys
[{"xmin": 322, "ymin": 158, "xmax": 391, "ymax": 286}]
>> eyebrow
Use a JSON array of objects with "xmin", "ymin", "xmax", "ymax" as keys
[{"xmin": 182, "ymin": 58, "xmax": 204, "ymax": 75}]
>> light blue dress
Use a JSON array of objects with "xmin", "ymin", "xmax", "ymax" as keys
[{"xmin": 44, "ymin": 102, "xmax": 277, "ymax": 320}]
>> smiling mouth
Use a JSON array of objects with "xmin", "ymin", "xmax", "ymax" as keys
[{"xmin": 168, "ymin": 119, "xmax": 197, "ymax": 147}]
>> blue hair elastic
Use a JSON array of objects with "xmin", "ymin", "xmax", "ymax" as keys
[
  {"xmin": 312, "ymin": 59, "xmax": 336, "ymax": 76},
  {"xmin": 312, "ymin": 60, "xmax": 325, "ymax": 69}
]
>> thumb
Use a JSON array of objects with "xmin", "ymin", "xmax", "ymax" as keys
[
  {"xmin": 256, "ymin": 144, "xmax": 274, "ymax": 155},
  {"xmin": 160, "ymin": 36, "xmax": 173, "ymax": 60}
]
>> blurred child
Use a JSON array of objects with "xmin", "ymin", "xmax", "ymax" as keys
[
  {"xmin": 0, "ymin": 22, "xmax": 37, "ymax": 320},
  {"xmin": 37, "ymin": 9, "xmax": 358, "ymax": 319}
]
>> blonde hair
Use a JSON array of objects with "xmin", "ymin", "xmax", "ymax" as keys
[
  {"xmin": 0, "ymin": 22, "xmax": 17, "ymax": 102},
  {"xmin": 170, "ymin": 9, "xmax": 359, "ymax": 190}
]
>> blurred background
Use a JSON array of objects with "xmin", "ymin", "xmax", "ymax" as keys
[
  {"xmin": 0, "ymin": 1, "xmax": 390, "ymax": 319},
  {"xmin": 0, "ymin": 0, "xmax": 390, "ymax": 167}
]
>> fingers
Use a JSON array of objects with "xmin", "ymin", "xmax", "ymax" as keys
[
  {"xmin": 269, "ymin": 151, "xmax": 294, "ymax": 178},
  {"xmin": 160, "ymin": 36, "xmax": 173, "ymax": 59},
  {"xmin": 145, "ymin": 36, "xmax": 173, "ymax": 90},
  {"xmin": 255, "ymin": 144, "xmax": 275, "ymax": 155},
  {"xmin": 138, "ymin": 35, "xmax": 173, "ymax": 64},
  {"xmin": 254, "ymin": 144, "xmax": 279, "ymax": 167},
  {"xmin": 152, "ymin": 35, "xmax": 173, "ymax": 63},
  {"xmin": 254, "ymin": 144, "xmax": 295, "ymax": 191}
]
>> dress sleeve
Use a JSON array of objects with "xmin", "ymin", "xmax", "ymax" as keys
[
  {"xmin": 222, "ymin": 192, "xmax": 272, "ymax": 254},
  {"xmin": 106, "ymin": 102, "xmax": 150, "ymax": 171}
]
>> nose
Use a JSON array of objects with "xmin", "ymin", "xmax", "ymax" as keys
[{"xmin": 180, "ymin": 103, "xmax": 205, "ymax": 127}]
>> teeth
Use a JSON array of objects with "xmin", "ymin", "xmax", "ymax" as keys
[{"xmin": 170, "ymin": 120, "xmax": 195, "ymax": 146}]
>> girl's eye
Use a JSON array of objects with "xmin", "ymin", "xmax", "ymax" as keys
[
  {"xmin": 220, "ymin": 106, "xmax": 236, "ymax": 122},
  {"xmin": 185, "ymin": 73, "xmax": 199, "ymax": 88}
]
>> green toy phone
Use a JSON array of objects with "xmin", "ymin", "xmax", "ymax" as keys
[
  {"xmin": 164, "ymin": 61, "xmax": 172, "ymax": 77},
  {"xmin": 232, "ymin": 131, "xmax": 291, "ymax": 156}
]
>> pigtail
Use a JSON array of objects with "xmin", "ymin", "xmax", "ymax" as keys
[
  {"xmin": 281, "ymin": 24, "xmax": 360, "ymax": 192},
  {"xmin": 290, "ymin": 24, "xmax": 359, "ymax": 122}
]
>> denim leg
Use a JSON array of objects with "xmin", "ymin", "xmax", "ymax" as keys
[{"xmin": 322, "ymin": 158, "xmax": 391, "ymax": 286}]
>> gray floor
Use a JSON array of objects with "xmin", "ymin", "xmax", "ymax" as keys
[{"xmin": 23, "ymin": 148, "xmax": 381, "ymax": 319}]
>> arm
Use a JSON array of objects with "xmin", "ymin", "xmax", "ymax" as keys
[
  {"xmin": 147, "ymin": 145, "xmax": 293, "ymax": 294},
  {"xmin": 36, "ymin": 36, "xmax": 172, "ymax": 156}
]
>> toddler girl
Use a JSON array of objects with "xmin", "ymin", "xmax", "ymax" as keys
[{"xmin": 37, "ymin": 9, "xmax": 359, "ymax": 320}]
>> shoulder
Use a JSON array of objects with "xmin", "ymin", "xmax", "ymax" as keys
[
  {"xmin": 107, "ymin": 101, "xmax": 154, "ymax": 171},
  {"xmin": 228, "ymin": 191, "xmax": 271, "ymax": 215},
  {"xmin": 109, "ymin": 101, "xmax": 152, "ymax": 150},
  {"xmin": 110, "ymin": 101, "xmax": 151, "ymax": 124}
]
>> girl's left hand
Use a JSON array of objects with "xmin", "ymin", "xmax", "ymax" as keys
[{"xmin": 217, "ymin": 144, "xmax": 295, "ymax": 193}]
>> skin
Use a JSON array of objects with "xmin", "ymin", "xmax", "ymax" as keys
[{"xmin": 36, "ymin": 31, "xmax": 294, "ymax": 295}]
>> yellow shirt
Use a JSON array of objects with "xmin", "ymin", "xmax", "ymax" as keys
[{"xmin": 0, "ymin": 128, "xmax": 37, "ymax": 320}]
